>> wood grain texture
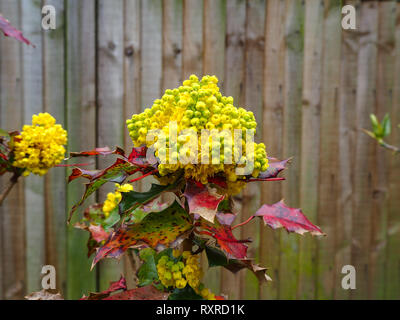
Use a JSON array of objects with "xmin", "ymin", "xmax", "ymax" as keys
[
  {"xmin": 335, "ymin": 0, "xmax": 359, "ymax": 300},
  {"xmin": 369, "ymin": 0, "xmax": 396, "ymax": 300},
  {"xmin": 316, "ymin": 0, "xmax": 342, "ymax": 300},
  {"xmin": 260, "ymin": 0, "xmax": 285, "ymax": 300},
  {"xmin": 66, "ymin": 0, "xmax": 97, "ymax": 299},
  {"xmin": 202, "ymin": 0, "xmax": 226, "ymax": 294},
  {"xmin": 385, "ymin": 2, "xmax": 400, "ymax": 300},
  {"xmin": 21, "ymin": 0, "xmax": 45, "ymax": 295},
  {"xmin": 351, "ymin": 1, "xmax": 378, "ymax": 300},
  {"xmin": 182, "ymin": 0, "xmax": 203, "ymax": 79},
  {"xmin": 279, "ymin": 0, "xmax": 304, "ymax": 300},
  {"xmin": 221, "ymin": 0, "xmax": 246, "ymax": 299},
  {"xmin": 42, "ymin": 0, "xmax": 66, "ymax": 295},
  {"xmin": 297, "ymin": 0, "xmax": 324, "ymax": 300},
  {"xmin": 97, "ymin": 0, "xmax": 125, "ymax": 290},
  {"xmin": 0, "ymin": 0, "xmax": 25, "ymax": 300},
  {"xmin": 242, "ymin": 0, "xmax": 266, "ymax": 300}
]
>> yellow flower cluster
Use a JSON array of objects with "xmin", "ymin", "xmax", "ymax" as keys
[
  {"xmin": 156, "ymin": 250, "xmax": 216, "ymax": 300},
  {"xmin": 126, "ymin": 75, "xmax": 269, "ymax": 192},
  {"xmin": 102, "ymin": 183, "xmax": 133, "ymax": 218},
  {"xmin": 12, "ymin": 113, "xmax": 67, "ymax": 176}
]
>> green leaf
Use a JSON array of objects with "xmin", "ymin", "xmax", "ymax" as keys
[
  {"xmin": 92, "ymin": 201, "xmax": 193, "ymax": 267},
  {"xmin": 120, "ymin": 183, "xmax": 177, "ymax": 214},
  {"xmin": 0, "ymin": 128, "xmax": 10, "ymax": 138},
  {"xmin": 382, "ymin": 113, "xmax": 391, "ymax": 137},
  {"xmin": 168, "ymin": 286, "xmax": 203, "ymax": 300},
  {"xmin": 137, "ymin": 248, "xmax": 159, "ymax": 287},
  {"xmin": 205, "ymin": 245, "xmax": 229, "ymax": 268}
]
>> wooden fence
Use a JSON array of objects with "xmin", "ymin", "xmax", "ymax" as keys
[{"xmin": 0, "ymin": 0, "xmax": 399, "ymax": 299}]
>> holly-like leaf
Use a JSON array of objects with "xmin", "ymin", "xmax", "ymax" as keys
[
  {"xmin": 168, "ymin": 286, "xmax": 203, "ymax": 300},
  {"xmin": 137, "ymin": 248, "xmax": 160, "ymax": 287},
  {"xmin": 198, "ymin": 219, "xmax": 250, "ymax": 260},
  {"xmin": 68, "ymin": 158, "xmax": 137, "ymax": 222},
  {"xmin": 103, "ymin": 285, "xmax": 169, "ymax": 300},
  {"xmin": 0, "ymin": 14, "xmax": 33, "ymax": 46},
  {"xmin": 81, "ymin": 276, "xmax": 127, "ymax": 300},
  {"xmin": 184, "ymin": 180, "xmax": 225, "ymax": 223},
  {"xmin": 247, "ymin": 157, "xmax": 290, "ymax": 181},
  {"xmin": 255, "ymin": 200, "xmax": 325, "ymax": 236},
  {"xmin": 204, "ymin": 245, "xmax": 272, "ymax": 282},
  {"xmin": 69, "ymin": 146, "xmax": 125, "ymax": 158},
  {"xmin": 92, "ymin": 201, "xmax": 193, "ymax": 267},
  {"xmin": 120, "ymin": 183, "xmax": 176, "ymax": 214}
]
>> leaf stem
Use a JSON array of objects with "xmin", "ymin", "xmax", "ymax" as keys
[
  {"xmin": 231, "ymin": 215, "xmax": 256, "ymax": 231},
  {"xmin": 0, "ymin": 172, "xmax": 20, "ymax": 207},
  {"xmin": 379, "ymin": 141, "xmax": 400, "ymax": 154}
]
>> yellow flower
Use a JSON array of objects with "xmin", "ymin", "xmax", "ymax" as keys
[
  {"xmin": 12, "ymin": 112, "xmax": 67, "ymax": 176},
  {"xmin": 102, "ymin": 183, "xmax": 133, "ymax": 217}
]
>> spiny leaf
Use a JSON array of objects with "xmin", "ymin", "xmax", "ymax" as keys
[
  {"xmin": 92, "ymin": 201, "xmax": 193, "ymax": 267},
  {"xmin": 81, "ymin": 276, "xmax": 127, "ymax": 300},
  {"xmin": 204, "ymin": 245, "xmax": 272, "ymax": 282},
  {"xmin": 168, "ymin": 286, "xmax": 203, "ymax": 300},
  {"xmin": 0, "ymin": 14, "xmax": 33, "ymax": 46},
  {"xmin": 137, "ymin": 248, "xmax": 160, "ymax": 287},
  {"xmin": 103, "ymin": 285, "xmax": 169, "ymax": 300},
  {"xmin": 67, "ymin": 158, "xmax": 137, "ymax": 222},
  {"xmin": 25, "ymin": 290, "xmax": 63, "ymax": 300},
  {"xmin": 69, "ymin": 146, "xmax": 125, "ymax": 158},
  {"xmin": 184, "ymin": 180, "xmax": 225, "ymax": 223},
  {"xmin": 120, "ymin": 183, "xmax": 176, "ymax": 214},
  {"xmin": 247, "ymin": 157, "xmax": 290, "ymax": 181},
  {"xmin": 198, "ymin": 219, "xmax": 250, "ymax": 260},
  {"xmin": 255, "ymin": 200, "xmax": 325, "ymax": 236}
]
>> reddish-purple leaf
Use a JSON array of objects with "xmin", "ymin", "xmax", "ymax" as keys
[
  {"xmin": 128, "ymin": 146, "xmax": 157, "ymax": 167},
  {"xmin": 81, "ymin": 276, "xmax": 127, "ymax": 300},
  {"xmin": 255, "ymin": 200, "xmax": 325, "ymax": 236},
  {"xmin": 0, "ymin": 14, "xmax": 33, "ymax": 46},
  {"xmin": 69, "ymin": 146, "xmax": 125, "ymax": 158},
  {"xmin": 184, "ymin": 180, "xmax": 225, "ymax": 223},
  {"xmin": 247, "ymin": 157, "xmax": 291, "ymax": 182},
  {"xmin": 103, "ymin": 285, "xmax": 169, "ymax": 300}
]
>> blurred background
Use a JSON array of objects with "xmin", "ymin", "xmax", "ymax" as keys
[{"xmin": 0, "ymin": 0, "xmax": 399, "ymax": 300}]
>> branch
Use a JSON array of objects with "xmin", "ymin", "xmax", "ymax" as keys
[
  {"xmin": 0, "ymin": 172, "xmax": 20, "ymax": 207},
  {"xmin": 379, "ymin": 140, "xmax": 400, "ymax": 154}
]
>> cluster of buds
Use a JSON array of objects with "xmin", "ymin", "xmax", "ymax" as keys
[
  {"xmin": 126, "ymin": 75, "xmax": 269, "ymax": 194},
  {"xmin": 12, "ymin": 113, "xmax": 67, "ymax": 176},
  {"xmin": 156, "ymin": 250, "xmax": 216, "ymax": 300},
  {"xmin": 102, "ymin": 183, "xmax": 133, "ymax": 218}
]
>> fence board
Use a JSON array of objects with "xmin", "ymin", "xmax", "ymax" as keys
[
  {"xmin": 42, "ymin": 0, "xmax": 66, "ymax": 294},
  {"xmin": 202, "ymin": 0, "xmax": 226, "ymax": 294},
  {"xmin": 260, "ymin": 0, "xmax": 285, "ymax": 300},
  {"xmin": 280, "ymin": 0, "xmax": 304, "ymax": 300},
  {"xmin": 316, "ymin": 0, "xmax": 342, "ymax": 300},
  {"xmin": 220, "ymin": 0, "xmax": 246, "ymax": 299},
  {"xmin": 21, "ymin": 0, "xmax": 45, "ymax": 295},
  {"xmin": 297, "ymin": 0, "xmax": 324, "ymax": 300},
  {"xmin": 385, "ymin": 2, "xmax": 400, "ymax": 300},
  {"xmin": 335, "ymin": 0, "xmax": 359, "ymax": 300},
  {"xmin": 66, "ymin": 0, "xmax": 97, "ymax": 299},
  {"xmin": 351, "ymin": 1, "xmax": 379, "ymax": 300},
  {"xmin": 182, "ymin": 0, "xmax": 203, "ymax": 79},
  {"xmin": 122, "ymin": 0, "xmax": 141, "ymax": 289},
  {"xmin": 97, "ymin": 0, "xmax": 125, "ymax": 291},
  {"xmin": 241, "ymin": 0, "xmax": 266, "ymax": 300},
  {"xmin": 0, "ymin": 0, "xmax": 25, "ymax": 300}
]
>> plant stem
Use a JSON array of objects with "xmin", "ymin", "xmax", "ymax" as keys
[
  {"xmin": 231, "ymin": 215, "xmax": 256, "ymax": 231},
  {"xmin": 379, "ymin": 141, "xmax": 400, "ymax": 154},
  {"xmin": 0, "ymin": 172, "xmax": 20, "ymax": 207}
]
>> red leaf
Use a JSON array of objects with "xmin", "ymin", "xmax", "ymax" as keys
[
  {"xmin": 128, "ymin": 146, "xmax": 157, "ymax": 167},
  {"xmin": 103, "ymin": 285, "xmax": 169, "ymax": 300},
  {"xmin": 184, "ymin": 180, "xmax": 225, "ymax": 223},
  {"xmin": 81, "ymin": 276, "xmax": 127, "ymax": 300},
  {"xmin": 255, "ymin": 200, "xmax": 325, "ymax": 236},
  {"xmin": 88, "ymin": 224, "xmax": 109, "ymax": 243},
  {"xmin": 0, "ymin": 14, "xmax": 33, "ymax": 46},
  {"xmin": 69, "ymin": 146, "xmax": 125, "ymax": 158},
  {"xmin": 199, "ymin": 221, "xmax": 250, "ymax": 260},
  {"xmin": 247, "ymin": 157, "xmax": 291, "ymax": 181}
]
